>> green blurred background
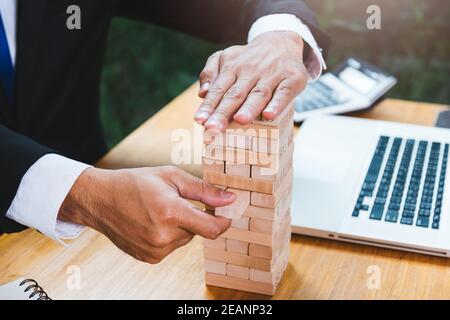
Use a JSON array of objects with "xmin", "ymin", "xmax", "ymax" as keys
[{"xmin": 100, "ymin": 0, "xmax": 450, "ymax": 147}]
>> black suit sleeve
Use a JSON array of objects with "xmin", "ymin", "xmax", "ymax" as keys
[
  {"xmin": 0, "ymin": 125, "xmax": 53, "ymax": 233},
  {"xmin": 116, "ymin": 0, "xmax": 330, "ymax": 55}
]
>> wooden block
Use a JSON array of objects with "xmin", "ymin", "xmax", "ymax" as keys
[
  {"xmin": 203, "ymin": 144, "xmax": 276, "ymax": 167},
  {"xmin": 204, "ymin": 127, "xmax": 292, "ymax": 170},
  {"xmin": 226, "ymin": 239, "xmax": 249, "ymax": 255},
  {"xmin": 251, "ymin": 168, "xmax": 293, "ymax": 208},
  {"xmin": 221, "ymin": 227, "xmax": 272, "ymax": 247},
  {"xmin": 249, "ymin": 207, "xmax": 290, "ymax": 234},
  {"xmin": 227, "ymin": 133, "xmax": 253, "ymax": 150},
  {"xmin": 202, "ymin": 158, "xmax": 225, "ymax": 174},
  {"xmin": 204, "ymin": 238, "xmax": 226, "ymax": 250},
  {"xmin": 231, "ymin": 216, "xmax": 250, "ymax": 230},
  {"xmin": 215, "ymin": 188, "xmax": 250, "ymax": 219},
  {"xmin": 203, "ymin": 170, "xmax": 275, "ymax": 194},
  {"xmin": 204, "ymin": 247, "xmax": 273, "ymax": 271},
  {"xmin": 221, "ymin": 215, "xmax": 290, "ymax": 247},
  {"xmin": 251, "ymin": 123, "xmax": 293, "ymax": 154},
  {"xmin": 205, "ymin": 273, "xmax": 275, "ymax": 295},
  {"xmin": 251, "ymin": 142, "xmax": 293, "ymax": 181},
  {"xmin": 204, "ymin": 132, "xmax": 253, "ymax": 150},
  {"xmin": 244, "ymin": 189, "xmax": 292, "ymax": 221},
  {"xmin": 248, "ymin": 268, "xmax": 273, "ymax": 284},
  {"xmin": 202, "ymin": 156, "xmax": 227, "ymax": 166},
  {"xmin": 224, "ymin": 124, "xmax": 280, "ymax": 140},
  {"xmin": 249, "ymin": 222, "xmax": 291, "ymax": 259},
  {"xmin": 226, "ymin": 264, "xmax": 250, "ymax": 280},
  {"xmin": 204, "ymin": 260, "xmax": 226, "ymax": 275},
  {"xmin": 251, "ymin": 136, "xmax": 278, "ymax": 155},
  {"xmin": 249, "ymin": 217, "xmax": 273, "ymax": 234},
  {"xmin": 225, "ymin": 163, "xmax": 251, "ymax": 177},
  {"xmin": 249, "ymin": 243, "xmax": 290, "ymax": 284}
]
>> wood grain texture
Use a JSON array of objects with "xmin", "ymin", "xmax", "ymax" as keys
[
  {"xmin": 225, "ymin": 163, "xmax": 251, "ymax": 177},
  {"xmin": 202, "ymin": 158, "xmax": 225, "ymax": 174},
  {"xmin": 1, "ymin": 83, "xmax": 449, "ymax": 299},
  {"xmin": 204, "ymin": 144, "xmax": 278, "ymax": 167},
  {"xmin": 225, "ymin": 239, "xmax": 249, "ymax": 255},
  {"xmin": 204, "ymin": 247, "xmax": 273, "ymax": 272},
  {"xmin": 243, "ymin": 190, "xmax": 292, "ymax": 222},
  {"xmin": 204, "ymin": 170, "xmax": 277, "ymax": 194},
  {"xmin": 205, "ymin": 272, "xmax": 275, "ymax": 295},
  {"xmin": 204, "ymin": 238, "xmax": 226, "ymax": 250},
  {"xmin": 204, "ymin": 260, "xmax": 226, "ymax": 275},
  {"xmin": 249, "ymin": 226, "xmax": 291, "ymax": 259},
  {"xmin": 230, "ymin": 217, "xmax": 250, "ymax": 230},
  {"xmin": 251, "ymin": 169, "xmax": 293, "ymax": 208},
  {"xmin": 226, "ymin": 264, "xmax": 250, "ymax": 280}
]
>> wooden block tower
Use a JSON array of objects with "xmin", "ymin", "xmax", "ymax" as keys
[{"xmin": 202, "ymin": 105, "xmax": 294, "ymax": 295}]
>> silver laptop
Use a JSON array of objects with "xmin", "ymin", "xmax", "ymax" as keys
[{"xmin": 291, "ymin": 116, "xmax": 450, "ymax": 257}]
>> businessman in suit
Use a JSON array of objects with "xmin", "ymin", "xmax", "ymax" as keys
[{"xmin": 0, "ymin": 0, "xmax": 329, "ymax": 263}]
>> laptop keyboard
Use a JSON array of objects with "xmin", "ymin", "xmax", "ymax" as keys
[
  {"xmin": 295, "ymin": 81, "xmax": 348, "ymax": 112},
  {"xmin": 352, "ymin": 136, "xmax": 448, "ymax": 229}
]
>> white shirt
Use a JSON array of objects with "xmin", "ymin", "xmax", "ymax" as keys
[{"xmin": 1, "ymin": 0, "xmax": 326, "ymax": 243}]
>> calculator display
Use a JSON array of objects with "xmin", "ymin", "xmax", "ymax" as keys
[{"xmin": 338, "ymin": 67, "xmax": 377, "ymax": 95}]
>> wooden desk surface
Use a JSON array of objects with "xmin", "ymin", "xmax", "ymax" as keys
[{"xmin": 1, "ymin": 83, "xmax": 449, "ymax": 299}]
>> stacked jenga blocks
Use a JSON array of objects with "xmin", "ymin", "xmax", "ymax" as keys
[{"xmin": 202, "ymin": 105, "xmax": 294, "ymax": 295}]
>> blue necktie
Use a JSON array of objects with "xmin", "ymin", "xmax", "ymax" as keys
[{"xmin": 0, "ymin": 12, "xmax": 14, "ymax": 104}]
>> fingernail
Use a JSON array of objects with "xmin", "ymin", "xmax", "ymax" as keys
[
  {"xmin": 264, "ymin": 105, "xmax": 275, "ymax": 113},
  {"xmin": 236, "ymin": 108, "xmax": 251, "ymax": 118},
  {"xmin": 205, "ymin": 118, "xmax": 224, "ymax": 131},
  {"xmin": 195, "ymin": 111, "xmax": 209, "ymax": 122},
  {"xmin": 262, "ymin": 107, "xmax": 276, "ymax": 120},
  {"xmin": 200, "ymin": 82, "xmax": 210, "ymax": 93},
  {"xmin": 234, "ymin": 110, "xmax": 251, "ymax": 123},
  {"xmin": 221, "ymin": 190, "xmax": 235, "ymax": 200}
]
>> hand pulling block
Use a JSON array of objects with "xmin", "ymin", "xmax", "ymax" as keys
[
  {"xmin": 215, "ymin": 188, "xmax": 250, "ymax": 219},
  {"xmin": 230, "ymin": 216, "xmax": 250, "ymax": 230}
]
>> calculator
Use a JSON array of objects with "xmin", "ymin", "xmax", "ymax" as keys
[{"xmin": 294, "ymin": 58, "xmax": 397, "ymax": 123}]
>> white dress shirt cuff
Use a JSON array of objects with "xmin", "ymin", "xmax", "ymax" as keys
[
  {"xmin": 248, "ymin": 13, "xmax": 326, "ymax": 81},
  {"xmin": 6, "ymin": 154, "xmax": 91, "ymax": 245}
]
